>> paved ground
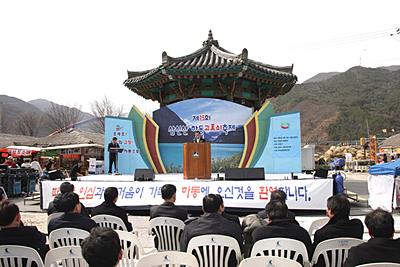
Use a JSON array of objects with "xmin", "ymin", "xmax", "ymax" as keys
[{"xmin": 12, "ymin": 172, "xmax": 400, "ymax": 249}]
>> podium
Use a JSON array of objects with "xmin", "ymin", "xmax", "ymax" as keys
[{"xmin": 183, "ymin": 143, "xmax": 211, "ymax": 179}]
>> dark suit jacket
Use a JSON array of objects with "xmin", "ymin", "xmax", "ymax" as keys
[
  {"xmin": 0, "ymin": 226, "xmax": 48, "ymax": 259},
  {"xmin": 48, "ymin": 212, "xmax": 97, "ymax": 234},
  {"xmin": 149, "ymin": 202, "xmax": 188, "ymax": 222},
  {"xmin": 251, "ymin": 218, "xmax": 312, "ymax": 261},
  {"xmin": 180, "ymin": 213, "xmax": 244, "ymax": 267},
  {"xmin": 47, "ymin": 193, "xmax": 89, "ymax": 217},
  {"xmin": 344, "ymin": 238, "xmax": 400, "ymax": 267},
  {"xmin": 193, "ymin": 138, "xmax": 205, "ymax": 143},
  {"xmin": 91, "ymin": 201, "xmax": 133, "ymax": 231},
  {"xmin": 313, "ymin": 216, "xmax": 364, "ymax": 267}
]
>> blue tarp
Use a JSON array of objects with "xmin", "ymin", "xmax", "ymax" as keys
[{"xmin": 369, "ymin": 159, "xmax": 400, "ymax": 176}]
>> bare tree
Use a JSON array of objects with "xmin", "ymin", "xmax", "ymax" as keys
[
  {"xmin": 46, "ymin": 102, "xmax": 83, "ymax": 132},
  {"xmin": 90, "ymin": 96, "xmax": 124, "ymax": 133},
  {"xmin": 17, "ymin": 112, "xmax": 42, "ymax": 136}
]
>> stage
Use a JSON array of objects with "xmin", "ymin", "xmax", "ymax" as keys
[{"xmin": 40, "ymin": 173, "xmax": 333, "ymax": 211}]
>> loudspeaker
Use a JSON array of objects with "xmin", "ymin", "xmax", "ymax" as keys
[
  {"xmin": 134, "ymin": 169, "xmax": 155, "ymax": 181},
  {"xmin": 314, "ymin": 169, "xmax": 328, "ymax": 179},
  {"xmin": 225, "ymin": 168, "xmax": 265, "ymax": 181}
]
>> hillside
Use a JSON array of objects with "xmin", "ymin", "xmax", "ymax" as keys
[
  {"xmin": 272, "ymin": 66, "xmax": 400, "ymax": 142},
  {"xmin": 303, "ymin": 72, "xmax": 341, "ymax": 84},
  {"xmin": 29, "ymin": 99, "xmax": 93, "ymax": 120}
]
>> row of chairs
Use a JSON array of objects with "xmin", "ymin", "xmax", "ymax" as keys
[{"xmin": 1, "ymin": 244, "xmax": 399, "ymax": 267}]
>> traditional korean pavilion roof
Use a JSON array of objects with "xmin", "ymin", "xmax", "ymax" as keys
[{"xmin": 124, "ymin": 30, "xmax": 297, "ymax": 109}]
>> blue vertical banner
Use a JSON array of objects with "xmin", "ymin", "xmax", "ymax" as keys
[
  {"xmin": 255, "ymin": 112, "xmax": 302, "ymax": 173},
  {"xmin": 104, "ymin": 116, "xmax": 148, "ymax": 174}
]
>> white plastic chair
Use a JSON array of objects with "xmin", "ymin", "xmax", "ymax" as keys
[
  {"xmin": 148, "ymin": 217, "xmax": 185, "ymax": 251},
  {"xmin": 45, "ymin": 246, "xmax": 88, "ymax": 267},
  {"xmin": 187, "ymin": 234, "xmax": 242, "ymax": 267},
  {"xmin": 48, "ymin": 228, "xmax": 90, "ymax": 249},
  {"xmin": 239, "ymin": 256, "xmax": 302, "ymax": 267},
  {"xmin": 311, "ymin": 238, "xmax": 364, "ymax": 267},
  {"xmin": 115, "ymin": 230, "xmax": 145, "ymax": 266},
  {"xmin": 251, "ymin": 238, "xmax": 309, "ymax": 267},
  {"xmin": 0, "ymin": 245, "xmax": 44, "ymax": 267},
  {"xmin": 135, "ymin": 251, "xmax": 199, "ymax": 267},
  {"xmin": 356, "ymin": 263, "xmax": 400, "ymax": 267},
  {"xmin": 91, "ymin": 214, "xmax": 128, "ymax": 231},
  {"xmin": 308, "ymin": 218, "xmax": 329, "ymax": 238}
]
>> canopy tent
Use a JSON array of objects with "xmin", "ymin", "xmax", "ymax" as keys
[
  {"xmin": 369, "ymin": 159, "xmax": 400, "ymax": 176},
  {"xmin": 368, "ymin": 159, "xmax": 400, "ymax": 211}
]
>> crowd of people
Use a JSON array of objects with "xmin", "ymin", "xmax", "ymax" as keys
[{"xmin": 0, "ymin": 182, "xmax": 400, "ymax": 267}]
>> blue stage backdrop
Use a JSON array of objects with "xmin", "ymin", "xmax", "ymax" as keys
[
  {"xmin": 254, "ymin": 112, "xmax": 302, "ymax": 173},
  {"xmin": 153, "ymin": 98, "xmax": 253, "ymax": 172},
  {"xmin": 104, "ymin": 116, "xmax": 149, "ymax": 174}
]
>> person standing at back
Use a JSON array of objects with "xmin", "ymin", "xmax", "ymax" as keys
[
  {"xmin": 150, "ymin": 184, "xmax": 188, "ymax": 222},
  {"xmin": 91, "ymin": 187, "xmax": 133, "ymax": 232},
  {"xmin": 108, "ymin": 137, "xmax": 120, "ymax": 174}
]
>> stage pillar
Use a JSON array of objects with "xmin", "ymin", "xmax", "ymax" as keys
[{"xmin": 183, "ymin": 143, "xmax": 211, "ymax": 179}]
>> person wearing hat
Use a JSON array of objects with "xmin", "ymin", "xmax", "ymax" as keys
[{"xmin": 5, "ymin": 156, "xmax": 17, "ymax": 168}]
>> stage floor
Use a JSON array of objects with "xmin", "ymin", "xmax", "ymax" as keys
[{"xmin": 41, "ymin": 173, "xmax": 332, "ymax": 211}]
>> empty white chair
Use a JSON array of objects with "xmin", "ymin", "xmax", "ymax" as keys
[
  {"xmin": 135, "ymin": 251, "xmax": 199, "ymax": 267},
  {"xmin": 187, "ymin": 234, "xmax": 242, "ymax": 267},
  {"xmin": 91, "ymin": 214, "xmax": 128, "ymax": 231},
  {"xmin": 45, "ymin": 246, "xmax": 88, "ymax": 267},
  {"xmin": 311, "ymin": 238, "xmax": 364, "ymax": 267},
  {"xmin": 149, "ymin": 217, "xmax": 185, "ymax": 251},
  {"xmin": 356, "ymin": 263, "xmax": 400, "ymax": 267},
  {"xmin": 308, "ymin": 218, "xmax": 329, "ymax": 239},
  {"xmin": 239, "ymin": 255, "xmax": 302, "ymax": 267},
  {"xmin": 0, "ymin": 245, "xmax": 44, "ymax": 267},
  {"xmin": 251, "ymin": 238, "xmax": 309, "ymax": 267},
  {"xmin": 115, "ymin": 230, "xmax": 145, "ymax": 266},
  {"xmin": 48, "ymin": 228, "xmax": 90, "ymax": 249}
]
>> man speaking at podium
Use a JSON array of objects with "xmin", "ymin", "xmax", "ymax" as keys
[
  {"xmin": 193, "ymin": 131, "xmax": 205, "ymax": 143},
  {"xmin": 108, "ymin": 137, "xmax": 120, "ymax": 174}
]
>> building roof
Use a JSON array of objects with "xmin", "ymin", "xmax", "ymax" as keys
[
  {"xmin": 380, "ymin": 133, "xmax": 400, "ymax": 148},
  {"xmin": 17, "ymin": 129, "xmax": 104, "ymax": 147},
  {"xmin": 124, "ymin": 30, "xmax": 297, "ymax": 109},
  {"xmin": 0, "ymin": 133, "xmax": 39, "ymax": 148}
]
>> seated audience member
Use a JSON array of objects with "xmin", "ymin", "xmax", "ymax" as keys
[
  {"xmin": 257, "ymin": 189, "xmax": 296, "ymax": 220},
  {"xmin": 91, "ymin": 187, "xmax": 133, "ymax": 231},
  {"xmin": 313, "ymin": 195, "xmax": 363, "ymax": 267},
  {"xmin": 344, "ymin": 209, "xmax": 400, "ymax": 266},
  {"xmin": 150, "ymin": 184, "xmax": 188, "ymax": 222},
  {"xmin": 21, "ymin": 159, "xmax": 32, "ymax": 168},
  {"xmin": 81, "ymin": 227, "xmax": 122, "ymax": 267},
  {"xmin": 215, "ymin": 194, "xmax": 240, "ymax": 226},
  {"xmin": 0, "ymin": 188, "xmax": 6, "ymax": 204},
  {"xmin": 0, "ymin": 201, "xmax": 47, "ymax": 259},
  {"xmin": 48, "ymin": 192, "xmax": 97, "ymax": 233},
  {"xmin": 251, "ymin": 201, "xmax": 312, "ymax": 260},
  {"xmin": 180, "ymin": 194, "xmax": 243, "ymax": 266},
  {"xmin": 5, "ymin": 156, "xmax": 17, "ymax": 168},
  {"xmin": 47, "ymin": 181, "xmax": 89, "ymax": 216}
]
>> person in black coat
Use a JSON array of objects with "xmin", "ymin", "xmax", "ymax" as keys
[
  {"xmin": 180, "ymin": 194, "xmax": 243, "ymax": 267},
  {"xmin": 193, "ymin": 131, "xmax": 205, "ymax": 143},
  {"xmin": 0, "ymin": 201, "xmax": 48, "ymax": 259},
  {"xmin": 251, "ymin": 201, "xmax": 312, "ymax": 262},
  {"xmin": 313, "ymin": 195, "xmax": 363, "ymax": 267},
  {"xmin": 48, "ymin": 192, "xmax": 97, "ymax": 234},
  {"xmin": 150, "ymin": 184, "xmax": 188, "ymax": 222},
  {"xmin": 108, "ymin": 137, "xmax": 120, "ymax": 174},
  {"xmin": 47, "ymin": 182, "xmax": 89, "ymax": 217},
  {"xmin": 257, "ymin": 189, "xmax": 296, "ymax": 220},
  {"xmin": 91, "ymin": 187, "xmax": 133, "ymax": 232},
  {"xmin": 344, "ymin": 209, "xmax": 400, "ymax": 266}
]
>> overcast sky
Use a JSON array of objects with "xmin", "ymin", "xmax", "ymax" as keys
[{"xmin": 1, "ymin": 0, "xmax": 399, "ymax": 114}]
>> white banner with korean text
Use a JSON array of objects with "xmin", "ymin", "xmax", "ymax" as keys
[{"xmin": 41, "ymin": 178, "xmax": 333, "ymax": 210}]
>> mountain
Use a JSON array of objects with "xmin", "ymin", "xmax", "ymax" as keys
[
  {"xmin": 303, "ymin": 72, "xmax": 341, "ymax": 84},
  {"xmin": 378, "ymin": 65, "xmax": 400, "ymax": 72},
  {"xmin": 29, "ymin": 99, "xmax": 93, "ymax": 120},
  {"xmin": 0, "ymin": 95, "xmax": 50, "ymax": 136},
  {"xmin": 272, "ymin": 66, "xmax": 400, "ymax": 142}
]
